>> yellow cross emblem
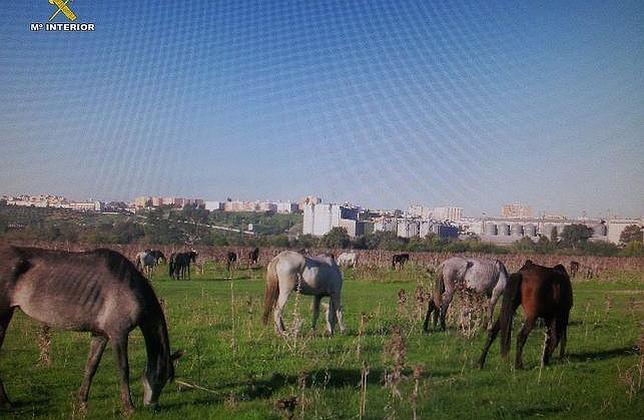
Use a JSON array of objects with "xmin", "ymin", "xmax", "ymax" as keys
[{"xmin": 49, "ymin": 0, "xmax": 77, "ymax": 22}]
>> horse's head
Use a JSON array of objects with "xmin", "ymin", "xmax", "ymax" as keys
[
  {"xmin": 143, "ymin": 349, "xmax": 184, "ymax": 408},
  {"xmin": 190, "ymin": 250, "xmax": 198, "ymax": 262}
]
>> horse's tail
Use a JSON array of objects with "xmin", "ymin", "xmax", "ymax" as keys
[
  {"xmin": 500, "ymin": 272, "xmax": 522, "ymax": 358},
  {"xmin": 262, "ymin": 257, "xmax": 280, "ymax": 325}
]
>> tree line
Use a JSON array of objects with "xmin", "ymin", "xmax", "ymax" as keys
[{"xmin": 0, "ymin": 204, "xmax": 641, "ymax": 256}]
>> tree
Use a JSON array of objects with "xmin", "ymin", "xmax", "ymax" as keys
[
  {"xmin": 619, "ymin": 225, "xmax": 643, "ymax": 245},
  {"xmin": 559, "ymin": 224, "xmax": 593, "ymax": 249},
  {"xmin": 321, "ymin": 227, "xmax": 351, "ymax": 249}
]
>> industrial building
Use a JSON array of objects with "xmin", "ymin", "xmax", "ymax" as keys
[{"xmin": 467, "ymin": 217, "xmax": 640, "ymax": 245}]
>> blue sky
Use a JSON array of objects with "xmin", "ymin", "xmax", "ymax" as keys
[{"xmin": 1, "ymin": 0, "xmax": 642, "ymax": 217}]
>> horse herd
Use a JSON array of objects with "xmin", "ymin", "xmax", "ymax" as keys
[{"xmin": 0, "ymin": 244, "xmax": 574, "ymax": 412}]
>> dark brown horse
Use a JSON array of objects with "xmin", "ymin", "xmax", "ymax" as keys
[
  {"xmin": 569, "ymin": 260, "xmax": 579, "ymax": 278},
  {"xmin": 391, "ymin": 253, "xmax": 410, "ymax": 270},
  {"xmin": 0, "ymin": 245, "xmax": 182, "ymax": 412},
  {"xmin": 169, "ymin": 251, "xmax": 197, "ymax": 280},
  {"xmin": 248, "ymin": 247, "xmax": 260, "ymax": 266},
  {"xmin": 226, "ymin": 251, "xmax": 237, "ymax": 271},
  {"xmin": 479, "ymin": 260, "xmax": 573, "ymax": 369}
]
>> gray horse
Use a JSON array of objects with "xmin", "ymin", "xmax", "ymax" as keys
[
  {"xmin": 424, "ymin": 256, "xmax": 509, "ymax": 332},
  {"xmin": 263, "ymin": 251, "xmax": 345, "ymax": 335},
  {"xmin": 0, "ymin": 245, "xmax": 182, "ymax": 412},
  {"xmin": 135, "ymin": 250, "xmax": 157, "ymax": 278}
]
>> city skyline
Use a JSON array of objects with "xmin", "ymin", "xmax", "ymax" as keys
[
  {"xmin": 1, "ymin": 1, "xmax": 643, "ymax": 218},
  {"xmin": 2, "ymin": 191, "xmax": 640, "ymax": 221}
]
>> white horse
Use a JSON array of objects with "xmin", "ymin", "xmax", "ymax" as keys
[
  {"xmin": 135, "ymin": 251, "xmax": 157, "ymax": 278},
  {"xmin": 424, "ymin": 256, "xmax": 509, "ymax": 332},
  {"xmin": 263, "ymin": 251, "xmax": 345, "ymax": 335},
  {"xmin": 337, "ymin": 251, "xmax": 358, "ymax": 268}
]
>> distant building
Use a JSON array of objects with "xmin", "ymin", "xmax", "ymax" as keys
[
  {"xmin": 276, "ymin": 201, "xmax": 299, "ymax": 214},
  {"xmin": 303, "ymin": 203, "xmax": 359, "ymax": 237},
  {"xmin": 397, "ymin": 219, "xmax": 419, "ymax": 238},
  {"xmin": 134, "ymin": 196, "xmax": 203, "ymax": 209},
  {"xmin": 501, "ymin": 203, "xmax": 532, "ymax": 219},
  {"xmin": 407, "ymin": 204, "xmax": 432, "ymax": 219},
  {"xmin": 373, "ymin": 218, "xmax": 398, "ymax": 233},
  {"xmin": 298, "ymin": 195, "xmax": 322, "ymax": 211},
  {"xmin": 6, "ymin": 194, "xmax": 70, "ymax": 208},
  {"xmin": 134, "ymin": 196, "xmax": 151, "ymax": 208},
  {"xmin": 433, "ymin": 206, "xmax": 463, "ymax": 221},
  {"xmin": 607, "ymin": 219, "xmax": 643, "ymax": 244},
  {"xmin": 69, "ymin": 201, "xmax": 103, "ymax": 212},
  {"xmin": 204, "ymin": 201, "xmax": 224, "ymax": 211}
]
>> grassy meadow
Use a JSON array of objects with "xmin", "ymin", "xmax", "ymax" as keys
[{"xmin": 1, "ymin": 262, "xmax": 642, "ymax": 419}]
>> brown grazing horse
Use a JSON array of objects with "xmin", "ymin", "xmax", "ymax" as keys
[
  {"xmin": 391, "ymin": 253, "xmax": 410, "ymax": 270},
  {"xmin": 248, "ymin": 247, "xmax": 260, "ymax": 266},
  {"xmin": 569, "ymin": 260, "xmax": 580, "ymax": 278},
  {"xmin": 169, "ymin": 251, "xmax": 197, "ymax": 280},
  {"xmin": 479, "ymin": 260, "xmax": 573, "ymax": 369},
  {"xmin": 226, "ymin": 251, "xmax": 237, "ymax": 271},
  {"xmin": 0, "ymin": 245, "xmax": 182, "ymax": 412}
]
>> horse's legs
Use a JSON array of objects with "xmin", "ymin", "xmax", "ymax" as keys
[
  {"xmin": 274, "ymin": 291, "xmax": 290, "ymax": 335},
  {"xmin": 78, "ymin": 334, "xmax": 108, "ymax": 404},
  {"xmin": 325, "ymin": 300, "xmax": 334, "ymax": 334},
  {"xmin": 515, "ymin": 317, "xmax": 536, "ymax": 369},
  {"xmin": 423, "ymin": 300, "xmax": 436, "ymax": 333},
  {"xmin": 111, "ymin": 336, "xmax": 134, "ymax": 412},
  {"xmin": 487, "ymin": 284, "xmax": 504, "ymax": 330},
  {"xmin": 479, "ymin": 317, "xmax": 501, "ymax": 368},
  {"xmin": 439, "ymin": 287, "xmax": 454, "ymax": 331},
  {"xmin": 557, "ymin": 312, "xmax": 569, "ymax": 359},
  {"xmin": 331, "ymin": 293, "xmax": 345, "ymax": 334},
  {"xmin": 541, "ymin": 318, "xmax": 558, "ymax": 367},
  {"xmin": 311, "ymin": 296, "xmax": 321, "ymax": 331},
  {"xmin": 0, "ymin": 307, "xmax": 15, "ymax": 408}
]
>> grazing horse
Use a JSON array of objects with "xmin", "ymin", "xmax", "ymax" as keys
[
  {"xmin": 0, "ymin": 245, "xmax": 183, "ymax": 412},
  {"xmin": 226, "ymin": 251, "xmax": 237, "ymax": 271},
  {"xmin": 135, "ymin": 251, "xmax": 156, "ymax": 278},
  {"xmin": 423, "ymin": 257, "xmax": 510, "ymax": 332},
  {"xmin": 479, "ymin": 260, "xmax": 573, "ymax": 369},
  {"xmin": 391, "ymin": 253, "xmax": 410, "ymax": 270},
  {"xmin": 136, "ymin": 250, "xmax": 167, "ymax": 278},
  {"xmin": 569, "ymin": 261, "xmax": 580, "ymax": 278},
  {"xmin": 263, "ymin": 251, "xmax": 345, "ymax": 335},
  {"xmin": 169, "ymin": 251, "xmax": 197, "ymax": 280},
  {"xmin": 149, "ymin": 250, "xmax": 166, "ymax": 265},
  {"xmin": 337, "ymin": 251, "xmax": 358, "ymax": 268},
  {"xmin": 248, "ymin": 247, "xmax": 260, "ymax": 266}
]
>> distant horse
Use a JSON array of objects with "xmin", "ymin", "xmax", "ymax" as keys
[
  {"xmin": 0, "ymin": 245, "xmax": 183, "ymax": 412},
  {"xmin": 392, "ymin": 253, "xmax": 410, "ymax": 269},
  {"xmin": 135, "ymin": 251, "xmax": 156, "ymax": 277},
  {"xmin": 248, "ymin": 247, "xmax": 260, "ymax": 266},
  {"xmin": 424, "ymin": 257, "xmax": 510, "ymax": 332},
  {"xmin": 479, "ymin": 260, "xmax": 573, "ymax": 369},
  {"xmin": 149, "ymin": 250, "xmax": 166, "ymax": 265},
  {"xmin": 263, "ymin": 251, "xmax": 345, "ymax": 335},
  {"xmin": 569, "ymin": 261, "xmax": 580, "ymax": 278},
  {"xmin": 169, "ymin": 251, "xmax": 197, "ymax": 280},
  {"xmin": 135, "ymin": 250, "xmax": 166, "ymax": 278},
  {"xmin": 226, "ymin": 251, "xmax": 237, "ymax": 271},
  {"xmin": 337, "ymin": 251, "xmax": 358, "ymax": 268}
]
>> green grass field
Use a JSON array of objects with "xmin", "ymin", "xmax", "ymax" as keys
[{"xmin": 1, "ymin": 263, "xmax": 642, "ymax": 419}]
